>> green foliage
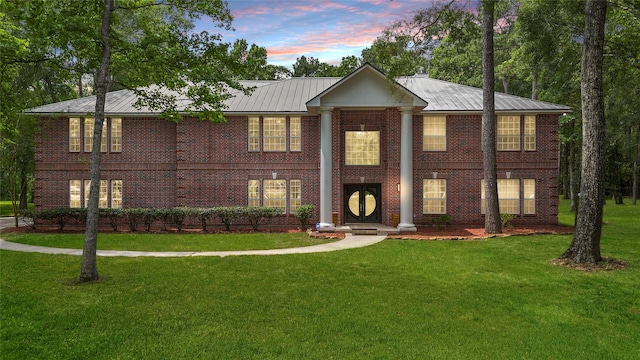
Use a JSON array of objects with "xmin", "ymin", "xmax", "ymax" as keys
[
  {"xmin": 500, "ymin": 213, "xmax": 516, "ymax": 228},
  {"xmin": 244, "ymin": 206, "xmax": 282, "ymax": 231},
  {"xmin": 430, "ymin": 214, "xmax": 452, "ymax": 230},
  {"xmin": 3, "ymin": 199, "xmax": 640, "ymax": 358},
  {"xmin": 293, "ymin": 204, "xmax": 315, "ymax": 229},
  {"xmin": 124, "ymin": 208, "xmax": 145, "ymax": 232},
  {"xmin": 212, "ymin": 206, "xmax": 243, "ymax": 231},
  {"xmin": 29, "ymin": 208, "xmax": 86, "ymax": 230},
  {"xmin": 99, "ymin": 208, "xmax": 122, "ymax": 231}
]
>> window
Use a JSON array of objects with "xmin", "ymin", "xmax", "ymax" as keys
[
  {"xmin": 423, "ymin": 115, "xmax": 446, "ymax": 151},
  {"xmin": 345, "ymin": 131, "xmax": 380, "ymax": 166},
  {"xmin": 481, "ymin": 179, "xmax": 521, "ymax": 214},
  {"xmin": 248, "ymin": 117, "xmax": 260, "ymax": 152},
  {"xmin": 69, "ymin": 118, "xmax": 81, "ymax": 152},
  {"xmin": 263, "ymin": 117, "xmax": 286, "ymax": 151},
  {"xmin": 290, "ymin": 117, "xmax": 301, "ymax": 152},
  {"xmin": 524, "ymin": 179, "xmax": 535, "ymax": 214},
  {"xmin": 497, "ymin": 116, "xmax": 520, "ymax": 151},
  {"xmin": 111, "ymin": 118, "xmax": 122, "ymax": 152},
  {"xmin": 70, "ymin": 117, "xmax": 121, "ymax": 153},
  {"xmin": 84, "ymin": 118, "xmax": 107, "ymax": 153},
  {"xmin": 248, "ymin": 179, "xmax": 301, "ymax": 213},
  {"xmin": 70, "ymin": 180, "xmax": 81, "ymax": 208},
  {"xmin": 264, "ymin": 179, "xmax": 286, "ymax": 213},
  {"xmin": 84, "ymin": 180, "xmax": 108, "ymax": 208},
  {"xmin": 290, "ymin": 179, "xmax": 301, "ymax": 213},
  {"xmin": 249, "ymin": 116, "xmax": 301, "ymax": 152},
  {"xmin": 423, "ymin": 179, "xmax": 447, "ymax": 214},
  {"xmin": 111, "ymin": 180, "xmax": 123, "ymax": 209},
  {"xmin": 524, "ymin": 115, "xmax": 536, "ymax": 151},
  {"xmin": 248, "ymin": 180, "xmax": 260, "ymax": 207}
]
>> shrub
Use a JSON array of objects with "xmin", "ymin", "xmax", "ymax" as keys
[
  {"xmin": 124, "ymin": 208, "xmax": 145, "ymax": 232},
  {"xmin": 19, "ymin": 209, "xmax": 36, "ymax": 229},
  {"xmin": 194, "ymin": 208, "xmax": 215, "ymax": 231},
  {"xmin": 100, "ymin": 208, "xmax": 123, "ymax": 231},
  {"xmin": 431, "ymin": 214, "xmax": 451, "ymax": 230},
  {"xmin": 142, "ymin": 209, "xmax": 159, "ymax": 232},
  {"xmin": 156, "ymin": 208, "xmax": 173, "ymax": 231},
  {"xmin": 500, "ymin": 213, "xmax": 516, "ymax": 228},
  {"xmin": 171, "ymin": 207, "xmax": 188, "ymax": 231},
  {"xmin": 213, "ymin": 206, "xmax": 243, "ymax": 231},
  {"xmin": 245, "ymin": 206, "xmax": 282, "ymax": 231},
  {"xmin": 294, "ymin": 204, "xmax": 315, "ymax": 229}
]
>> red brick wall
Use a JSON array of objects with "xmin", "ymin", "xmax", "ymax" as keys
[{"xmin": 35, "ymin": 111, "xmax": 559, "ymax": 226}]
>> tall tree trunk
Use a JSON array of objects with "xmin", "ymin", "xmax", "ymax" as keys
[
  {"xmin": 481, "ymin": 0, "xmax": 502, "ymax": 234},
  {"xmin": 80, "ymin": 0, "xmax": 114, "ymax": 282},
  {"xmin": 560, "ymin": 0, "xmax": 606, "ymax": 264},
  {"xmin": 561, "ymin": 142, "xmax": 570, "ymax": 199},
  {"xmin": 634, "ymin": 123, "xmax": 639, "ymax": 205},
  {"xmin": 569, "ymin": 137, "xmax": 578, "ymax": 213},
  {"xmin": 502, "ymin": 77, "xmax": 509, "ymax": 95},
  {"xmin": 19, "ymin": 165, "xmax": 27, "ymax": 211},
  {"xmin": 531, "ymin": 68, "xmax": 538, "ymax": 100}
]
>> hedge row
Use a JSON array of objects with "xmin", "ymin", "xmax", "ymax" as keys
[{"xmin": 21, "ymin": 204, "xmax": 315, "ymax": 232}]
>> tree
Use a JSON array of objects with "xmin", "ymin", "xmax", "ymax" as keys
[
  {"xmin": 15, "ymin": 0, "xmax": 251, "ymax": 282},
  {"xmin": 560, "ymin": 0, "xmax": 607, "ymax": 264},
  {"xmin": 292, "ymin": 55, "xmax": 321, "ymax": 77},
  {"xmin": 481, "ymin": 0, "xmax": 502, "ymax": 234}
]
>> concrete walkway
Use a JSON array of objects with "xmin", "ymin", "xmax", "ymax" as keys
[{"xmin": 0, "ymin": 234, "xmax": 386, "ymax": 258}]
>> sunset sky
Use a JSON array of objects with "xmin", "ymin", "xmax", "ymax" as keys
[{"xmin": 196, "ymin": 0, "xmax": 477, "ymax": 68}]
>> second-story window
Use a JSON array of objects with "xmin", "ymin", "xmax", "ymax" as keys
[{"xmin": 247, "ymin": 116, "xmax": 301, "ymax": 152}]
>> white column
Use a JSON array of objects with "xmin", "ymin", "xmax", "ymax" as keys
[
  {"xmin": 398, "ymin": 107, "xmax": 417, "ymax": 232},
  {"xmin": 319, "ymin": 107, "xmax": 335, "ymax": 231}
]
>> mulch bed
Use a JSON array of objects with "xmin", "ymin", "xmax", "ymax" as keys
[{"xmin": 386, "ymin": 224, "xmax": 575, "ymax": 240}]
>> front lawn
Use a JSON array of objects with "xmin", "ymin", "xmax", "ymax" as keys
[
  {"xmin": 1, "ymin": 199, "xmax": 639, "ymax": 359},
  {"xmin": 0, "ymin": 232, "xmax": 331, "ymax": 252}
]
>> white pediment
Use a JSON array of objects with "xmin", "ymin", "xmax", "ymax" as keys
[{"xmin": 306, "ymin": 64, "xmax": 428, "ymax": 112}]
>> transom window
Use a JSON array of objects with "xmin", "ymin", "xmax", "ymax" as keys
[
  {"xmin": 248, "ymin": 116, "xmax": 301, "ymax": 152},
  {"xmin": 423, "ymin": 179, "xmax": 447, "ymax": 214},
  {"xmin": 248, "ymin": 179, "xmax": 301, "ymax": 214},
  {"xmin": 423, "ymin": 115, "xmax": 446, "ymax": 151},
  {"xmin": 345, "ymin": 131, "xmax": 380, "ymax": 166}
]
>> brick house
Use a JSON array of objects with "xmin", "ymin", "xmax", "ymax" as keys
[{"xmin": 28, "ymin": 64, "xmax": 570, "ymax": 231}]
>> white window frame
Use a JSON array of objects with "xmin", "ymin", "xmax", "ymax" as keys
[{"xmin": 263, "ymin": 179, "xmax": 287, "ymax": 213}]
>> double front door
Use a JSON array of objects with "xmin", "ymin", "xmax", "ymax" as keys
[{"xmin": 344, "ymin": 184, "xmax": 381, "ymax": 223}]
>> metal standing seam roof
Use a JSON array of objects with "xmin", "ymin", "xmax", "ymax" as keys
[{"xmin": 25, "ymin": 75, "xmax": 571, "ymax": 116}]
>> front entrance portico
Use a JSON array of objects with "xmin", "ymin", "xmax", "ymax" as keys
[{"xmin": 307, "ymin": 65, "xmax": 428, "ymax": 232}]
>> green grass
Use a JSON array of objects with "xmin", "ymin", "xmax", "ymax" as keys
[
  {"xmin": 0, "ymin": 200, "xmax": 34, "ymax": 217},
  {"xmin": 0, "ymin": 232, "xmax": 332, "ymax": 251},
  {"xmin": 1, "ymin": 199, "xmax": 639, "ymax": 359}
]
